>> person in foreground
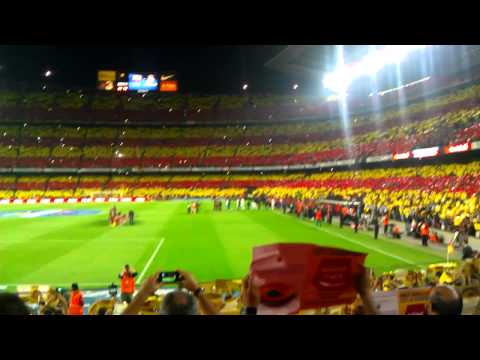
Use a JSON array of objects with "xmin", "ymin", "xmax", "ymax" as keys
[
  {"xmin": 122, "ymin": 270, "xmax": 218, "ymax": 315},
  {"xmin": 353, "ymin": 266, "xmax": 378, "ymax": 315},
  {"xmin": 0, "ymin": 293, "xmax": 31, "ymax": 315},
  {"xmin": 429, "ymin": 285, "xmax": 463, "ymax": 315}
]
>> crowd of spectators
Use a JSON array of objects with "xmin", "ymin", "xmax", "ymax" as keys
[
  {"xmin": 0, "ymin": 82, "xmax": 479, "ymax": 170},
  {"xmin": 2, "ymin": 161, "xmax": 480, "ymax": 236},
  {"xmin": 1, "ymin": 257, "xmax": 477, "ymax": 315}
]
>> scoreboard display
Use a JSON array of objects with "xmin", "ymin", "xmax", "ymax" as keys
[
  {"xmin": 128, "ymin": 73, "xmax": 159, "ymax": 92},
  {"xmin": 97, "ymin": 70, "xmax": 117, "ymax": 91},
  {"xmin": 97, "ymin": 70, "xmax": 178, "ymax": 93}
]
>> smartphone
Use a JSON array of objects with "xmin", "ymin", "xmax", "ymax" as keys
[{"xmin": 157, "ymin": 271, "xmax": 182, "ymax": 283}]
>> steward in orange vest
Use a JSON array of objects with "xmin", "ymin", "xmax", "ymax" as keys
[
  {"xmin": 315, "ymin": 209, "xmax": 322, "ymax": 226},
  {"xmin": 420, "ymin": 222, "xmax": 430, "ymax": 247},
  {"xmin": 119, "ymin": 265, "xmax": 137, "ymax": 303},
  {"xmin": 68, "ymin": 283, "xmax": 84, "ymax": 315},
  {"xmin": 382, "ymin": 215, "xmax": 389, "ymax": 235}
]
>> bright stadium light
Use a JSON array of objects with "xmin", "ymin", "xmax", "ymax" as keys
[
  {"xmin": 44, "ymin": 70, "xmax": 52, "ymax": 77},
  {"xmin": 323, "ymin": 45, "xmax": 428, "ymax": 94},
  {"xmin": 242, "ymin": 84, "xmax": 248, "ymax": 91},
  {"xmin": 292, "ymin": 84, "xmax": 299, "ymax": 90}
]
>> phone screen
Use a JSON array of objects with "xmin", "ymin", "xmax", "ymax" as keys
[{"xmin": 158, "ymin": 272, "xmax": 179, "ymax": 283}]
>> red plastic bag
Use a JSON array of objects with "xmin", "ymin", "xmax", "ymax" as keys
[{"xmin": 250, "ymin": 243, "xmax": 367, "ymax": 314}]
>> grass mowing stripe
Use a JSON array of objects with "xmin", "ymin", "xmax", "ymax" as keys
[
  {"xmin": 273, "ymin": 211, "xmax": 416, "ymax": 265},
  {"xmin": 137, "ymin": 238, "xmax": 165, "ymax": 284},
  {"xmin": 317, "ymin": 225, "xmax": 416, "ymax": 265}
]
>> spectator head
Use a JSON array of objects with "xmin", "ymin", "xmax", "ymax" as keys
[
  {"xmin": 430, "ymin": 285, "xmax": 463, "ymax": 315},
  {"xmin": 125, "ymin": 264, "xmax": 130, "ymax": 271},
  {"xmin": 97, "ymin": 307, "xmax": 108, "ymax": 315},
  {"xmin": 465, "ymin": 239, "xmax": 469, "ymax": 245},
  {"xmin": 160, "ymin": 290, "xmax": 198, "ymax": 315},
  {"xmin": 71, "ymin": 283, "xmax": 79, "ymax": 291},
  {"xmin": 0, "ymin": 293, "xmax": 31, "ymax": 315}
]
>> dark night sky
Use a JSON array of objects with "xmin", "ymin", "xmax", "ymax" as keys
[{"xmin": 0, "ymin": 45, "xmax": 312, "ymax": 94}]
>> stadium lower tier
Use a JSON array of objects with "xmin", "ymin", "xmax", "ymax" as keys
[{"xmin": 1, "ymin": 161, "xmax": 480, "ymax": 227}]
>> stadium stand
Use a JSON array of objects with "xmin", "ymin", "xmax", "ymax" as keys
[
  {"xmin": 2, "ymin": 162, "xmax": 480, "ymax": 231},
  {"xmin": 1, "ymin": 82, "xmax": 480, "ymax": 170},
  {"xmin": 2, "ymin": 66, "xmax": 480, "ymax": 315}
]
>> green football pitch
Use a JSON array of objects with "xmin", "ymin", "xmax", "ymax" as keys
[{"xmin": 0, "ymin": 200, "xmax": 447, "ymax": 291}]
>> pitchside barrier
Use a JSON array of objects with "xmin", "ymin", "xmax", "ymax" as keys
[{"xmin": 0, "ymin": 197, "xmax": 147, "ymax": 205}]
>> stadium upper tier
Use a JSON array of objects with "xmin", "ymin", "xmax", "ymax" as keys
[
  {"xmin": 1, "ymin": 82, "xmax": 480, "ymax": 169},
  {"xmin": 1, "ymin": 64, "xmax": 479, "ymax": 126}
]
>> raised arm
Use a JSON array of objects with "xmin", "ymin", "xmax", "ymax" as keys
[
  {"xmin": 177, "ymin": 270, "xmax": 218, "ymax": 315},
  {"xmin": 57, "ymin": 293, "xmax": 69, "ymax": 313},
  {"xmin": 122, "ymin": 273, "xmax": 162, "ymax": 315},
  {"xmin": 240, "ymin": 274, "xmax": 260, "ymax": 315},
  {"xmin": 354, "ymin": 266, "xmax": 378, "ymax": 315}
]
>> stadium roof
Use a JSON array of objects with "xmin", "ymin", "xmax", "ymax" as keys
[
  {"xmin": 0, "ymin": 45, "xmax": 291, "ymax": 94},
  {"xmin": 266, "ymin": 45, "xmax": 374, "ymax": 76},
  {"xmin": 266, "ymin": 45, "xmax": 480, "ymax": 97}
]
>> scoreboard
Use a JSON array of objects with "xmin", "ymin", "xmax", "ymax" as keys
[{"xmin": 97, "ymin": 70, "xmax": 178, "ymax": 93}]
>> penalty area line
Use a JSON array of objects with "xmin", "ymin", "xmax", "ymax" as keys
[{"xmin": 137, "ymin": 238, "xmax": 165, "ymax": 284}]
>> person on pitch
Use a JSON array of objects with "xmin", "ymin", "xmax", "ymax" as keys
[
  {"xmin": 315, "ymin": 207, "xmax": 322, "ymax": 226},
  {"xmin": 119, "ymin": 264, "xmax": 138, "ymax": 303},
  {"xmin": 382, "ymin": 214, "xmax": 389, "ymax": 235},
  {"xmin": 420, "ymin": 221, "xmax": 430, "ymax": 247},
  {"xmin": 109, "ymin": 206, "xmax": 117, "ymax": 225},
  {"xmin": 353, "ymin": 215, "xmax": 359, "ymax": 233},
  {"xmin": 372, "ymin": 216, "xmax": 380, "ymax": 239}
]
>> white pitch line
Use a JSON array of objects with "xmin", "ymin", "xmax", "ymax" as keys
[
  {"xmin": 274, "ymin": 212, "xmax": 415, "ymax": 265},
  {"xmin": 136, "ymin": 238, "xmax": 165, "ymax": 284},
  {"xmin": 316, "ymin": 225, "xmax": 415, "ymax": 265}
]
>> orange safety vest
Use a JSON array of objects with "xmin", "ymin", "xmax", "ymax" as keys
[
  {"xmin": 383, "ymin": 216, "xmax": 389, "ymax": 226},
  {"xmin": 121, "ymin": 274, "xmax": 136, "ymax": 294},
  {"xmin": 68, "ymin": 291, "xmax": 84, "ymax": 315},
  {"xmin": 421, "ymin": 224, "xmax": 429, "ymax": 236}
]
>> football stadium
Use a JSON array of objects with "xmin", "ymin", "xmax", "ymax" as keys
[{"xmin": 1, "ymin": 45, "xmax": 480, "ymax": 315}]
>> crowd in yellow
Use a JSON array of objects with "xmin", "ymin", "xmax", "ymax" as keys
[{"xmin": 1, "ymin": 161, "xmax": 480, "ymax": 232}]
